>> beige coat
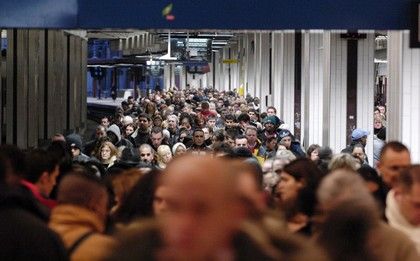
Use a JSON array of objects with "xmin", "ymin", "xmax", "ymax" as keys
[{"xmin": 49, "ymin": 204, "xmax": 115, "ymax": 261}]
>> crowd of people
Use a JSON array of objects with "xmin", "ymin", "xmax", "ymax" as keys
[{"xmin": 0, "ymin": 87, "xmax": 419, "ymax": 260}]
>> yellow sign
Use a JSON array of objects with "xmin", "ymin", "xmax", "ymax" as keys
[{"xmin": 222, "ymin": 59, "xmax": 239, "ymax": 64}]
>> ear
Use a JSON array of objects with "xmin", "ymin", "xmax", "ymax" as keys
[{"xmin": 38, "ymin": 171, "xmax": 50, "ymax": 184}]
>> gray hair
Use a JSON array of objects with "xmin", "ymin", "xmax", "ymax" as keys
[
  {"xmin": 317, "ymin": 169, "xmax": 375, "ymax": 208},
  {"xmin": 328, "ymin": 153, "xmax": 360, "ymax": 172}
]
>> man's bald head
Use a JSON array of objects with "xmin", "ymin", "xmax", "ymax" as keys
[
  {"xmin": 159, "ymin": 155, "xmax": 244, "ymax": 259},
  {"xmin": 162, "ymin": 155, "xmax": 238, "ymax": 200}
]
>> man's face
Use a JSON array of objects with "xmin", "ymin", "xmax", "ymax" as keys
[
  {"xmin": 264, "ymin": 122, "xmax": 275, "ymax": 132},
  {"xmin": 193, "ymin": 131, "xmax": 205, "ymax": 146},
  {"xmin": 96, "ymin": 128, "xmax": 107, "ymax": 139},
  {"xmin": 40, "ymin": 165, "xmax": 60, "ymax": 197},
  {"xmin": 70, "ymin": 146, "xmax": 81, "ymax": 157},
  {"xmin": 225, "ymin": 119, "xmax": 235, "ymax": 129},
  {"xmin": 267, "ymin": 108, "xmax": 276, "ymax": 116},
  {"xmin": 139, "ymin": 147, "xmax": 154, "ymax": 163},
  {"xmin": 235, "ymin": 138, "xmax": 248, "ymax": 148},
  {"xmin": 245, "ymin": 130, "xmax": 257, "ymax": 145},
  {"xmin": 160, "ymin": 157, "xmax": 240, "ymax": 259},
  {"xmin": 101, "ymin": 118, "xmax": 109, "ymax": 128},
  {"xmin": 181, "ymin": 119, "xmax": 191, "ymax": 130},
  {"xmin": 396, "ymin": 183, "xmax": 420, "ymax": 226},
  {"xmin": 138, "ymin": 117, "xmax": 150, "ymax": 131},
  {"xmin": 207, "ymin": 118, "xmax": 216, "ymax": 128},
  {"xmin": 377, "ymin": 149, "xmax": 411, "ymax": 188},
  {"xmin": 248, "ymin": 111, "xmax": 257, "ymax": 121},
  {"xmin": 151, "ymin": 132, "xmax": 164, "ymax": 148},
  {"xmin": 226, "ymin": 137, "xmax": 235, "ymax": 148}
]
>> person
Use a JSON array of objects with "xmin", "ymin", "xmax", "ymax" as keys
[
  {"xmin": 84, "ymin": 125, "xmax": 107, "ymax": 156},
  {"xmin": 111, "ymin": 169, "xmax": 163, "ymax": 225},
  {"xmin": 373, "ymin": 127, "xmax": 386, "ymax": 167},
  {"xmin": 66, "ymin": 134, "xmax": 91, "ymax": 163},
  {"xmin": 328, "ymin": 153, "xmax": 360, "ymax": 172},
  {"xmin": 188, "ymin": 129, "xmax": 211, "ymax": 154},
  {"xmin": 96, "ymin": 141, "xmax": 119, "ymax": 170},
  {"xmin": 100, "ymin": 116, "xmax": 110, "ymax": 129},
  {"xmin": 149, "ymin": 127, "xmax": 169, "ymax": 151},
  {"xmin": 245, "ymin": 126, "xmax": 265, "ymax": 164},
  {"xmin": 275, "ymin": 158, "xmax": 323, "ymax": 236},
  {"xmin": 386, "ymin": 165, "xmax": 420, "ymax": 253},
  {"xmin": 342, "ymin": 128, "xmax": 369, "ymax": 163},
  {"xmin": 317, "ymin": 169, "xmax": 419, "ymax": 261},
  {"xmin": 49, "ymin": 169, "xmax": 115, "ymax": 260},
  {"xmin": 138, "ymin": 144, "xmax": 155, "ymax": 166},
  {"xmin": 156, "ymin": 145, "xmax": 173, "ymax": 170},
  {"xmin": 306, "ymin": 144, "xmax": 320, "ymax": 162},
  {"xmin": 106, "ymin": 124, "xmax": 134, "ymax": 151},
  {"xmin": 259, "ymin": 115, "xmax": 281, "ymax": 142},
  {"xmin": 21, "ymin": 149, "xmax": 60, "ymax": 210},
  {"xmin": 351, "ymin": 143, "xmax": 366, "ymax": 165},
  {"xmin": 109, "ymin": 168, "xmax": 145, "ymax": 215},
  {"xmin": 109, "ymin": 155, "xmax": 322, "ymax": 260},
  {"xmin": 171, "ymin": 142, "xmax": 187, "ymax": 157},
  {"xmin": 132, "ymin": 113, "xmax": 152, "ymax": 147},
  {"xmin": 377, "ymin": 141, "xmax": 411, "ymax": 190},
  {"xmin": 234, "ymin": 134, "xmax": 248, "ymax": 149},
  {"xmin": 266, "ymin": 106, "xmax": 277, "ymax": 117},
  {"xmin": 277, "ymin": 129, "xmax": 305, "ymax": 158}
]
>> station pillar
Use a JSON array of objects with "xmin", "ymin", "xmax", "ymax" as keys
[{"xmin": 388, "ymin": 30, "xmax": 420, "ymax": 162}]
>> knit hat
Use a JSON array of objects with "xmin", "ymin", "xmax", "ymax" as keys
[
  {"xmin": 66, "ymin": 133, "xmax": 83, "ymax": 150},
  {"xmin": 278, "ymin": 129, "xmax": 293, "ymax": 140},
  {"xmin": 263, "ymin": 115, "xmax": 279, "ymax": 126},
  {"xmin": 172, "ymin": 142, "xmax": 187, "ymax": 155},
  {"xmin": 122, "ymin": 115, "xmax": 133, "ymax": 126}
]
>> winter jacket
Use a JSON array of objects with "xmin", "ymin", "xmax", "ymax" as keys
[{"xmin": 49, "ymin": 204, "xmax": 115, "ymax": 261}]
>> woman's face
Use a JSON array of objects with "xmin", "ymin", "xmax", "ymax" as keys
[
  {"xmin": 310, "ymin": 149, "xmax": 319, "ymax": 161},
  {"xmin": 175, "ymin": 146, "xmax": 186, "ymax": 156},
  {"xmin": 101, "ymin": 145, "xmax": 111, "ymax": 161},
  {"xmin": 374, "ymin": 120, "xmax": 383, "ymax": 129},
  {"xmin": 125, "ymin": 126, "xmax": 134, "ymax": 136},
  {"xmin": 276, "ymin": 172, "xmax": 302, "ymax": 204},
  {"xmin": 160, "ymin": 150, "xmax": 173, "ymax": 164}
]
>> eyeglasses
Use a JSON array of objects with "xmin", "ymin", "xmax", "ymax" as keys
[{"xmin": 140, "ymin": 153, "xmax": 151, "ymax": 157}]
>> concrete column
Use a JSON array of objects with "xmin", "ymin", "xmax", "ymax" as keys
[
  {"xmin": 357, "ymin": 31, "xmax": 375, "ymax": 164},
  {"xmin": 164, "ymin": 64, "xmax": 171, "ymax": 90},
  {"xmin": 222, "ymin": 47, "xmax": 230, "ymax": 91},
  {"xmin": 214, "ymin": 51, "xmax": 222, "ymax": 91},
  {"xmin": 207, "ymin": 62, "xmax": 214, "ymax": 89},
  {"xmin": 246, "ymin": 33, "xmax": 256, "ymax": 97},
  {"xmin": 179, "ymin": 66, "xmax": 186, "ymax": 90},
  {"xmin": 271, "ymin": 31, "xmax": 295, "ymax": 127},
  {"xmin": 328, "ymin": 32, "xmax": 348, "ymax": 153},
  {"xmin": 302, "ymin": 31, "xmax": 324, "ymax": 147},
  {"xmin": 230, "ymin": 44, "xmax": 239, "ymax": 93},
  {"xmin": 388, "ymin": 30, "xmax": 420, "ymax": 162},
  {"xmin": 258, "ymin": 33, "xmax": 270, "ymax": 112},
  {"xmin": 170, "ymin": 64, "xmax": 176, "ymax": 89}
]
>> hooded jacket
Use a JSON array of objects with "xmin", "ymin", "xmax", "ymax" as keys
[{"xmin": 49, "ymin": 204, "xmax": 115, "ymax": 261}]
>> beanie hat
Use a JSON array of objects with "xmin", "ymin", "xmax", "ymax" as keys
[
  {"xmin": 172, "ymin": 142, "xmax": 187, "ymax": 155},
  {"xmin": 122, "ymin": 115, "xmax": 133, "ymax": 126},
  {"xmin": 278, "ymin": 129, "xmax": 293, "ymax": 140},
  {"xmin": 263, "ymin": 115, "xmax": 279, "ymax": 126},
  {"xmin": 66, "ymin": 133, "xmax": 83, "ymax": 150}
]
